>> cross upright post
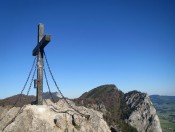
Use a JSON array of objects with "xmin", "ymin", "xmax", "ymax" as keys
[{"xmin": 33, "ymin": 23, "xmax": 51, "ymax": 105}]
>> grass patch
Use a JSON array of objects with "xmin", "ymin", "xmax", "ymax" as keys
[
  {"xmin": 160, "ymin": 119, "xmax": 175, "ymax": 132},
  {"xmin": 74, "ymin": 124, "xmax": 81, "ymax": 130}
]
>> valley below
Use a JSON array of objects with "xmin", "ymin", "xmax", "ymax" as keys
[{"xmin": 150, "ymin": 95, "xmax": 175, "ymax": 132}]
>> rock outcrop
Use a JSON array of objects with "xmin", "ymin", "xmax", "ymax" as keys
[
  {"xmin": 74, "ymin": 85, "xmax": 138, "ymax": 132},
  {"xmin": 75, "ymin": 85, "xmax": 162, "ymax": 132},
  {"xmin": 125, "ymin": 91, "xmax": 162, "ymax": 132},
  {"xmin": 0, "ymin": 99, "xmax": 110, "ymax": 132}
]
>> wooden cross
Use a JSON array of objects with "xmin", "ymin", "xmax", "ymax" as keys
[{"xmin": 32, "ymin": 23, "xmax": 51, "ymax": 105}]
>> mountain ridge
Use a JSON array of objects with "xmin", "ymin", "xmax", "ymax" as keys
[
  {"xmin": 74, "ymin": 84, "xmax": 162, "ymax": 132},
  {"xmin": 0, "ymin": 84, "xmax": 162, "ymax": 132}
]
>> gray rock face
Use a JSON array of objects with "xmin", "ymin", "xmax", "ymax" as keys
[
  {"xmin": 125, "ymin": 91, "xmax": 162, "ymax": 132},
  {"xmin": 42, "ymin": 92, "xmax": 61, "ymax": 101},
  {"xmin": 0, "ymin": 99, "xmax": 110, "ymax": 132}
]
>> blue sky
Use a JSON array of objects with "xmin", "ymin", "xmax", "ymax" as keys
[{"xmin": 0, "ymin": 0, "xmax": 175, "ymax": 99}]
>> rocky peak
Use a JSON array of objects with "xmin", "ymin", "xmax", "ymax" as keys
[
  {"xmin": 0, "ymin": 99, "xmax": 110, "ymax": 132},
  {"xmin": 75, "ymin": 85, "xmax": 137, "ymax": 132},
  {"xmin": 125, "ymin": 90, "xmax": 147, "ymax": 110},
  {"xmin": 125, "ymin": 90, "xmax": 162, "ymax": 132},
  {"xmin": 75, "ymin": 85, "xmax": 162, "ymax": 132},
  {"xmin": 42, "ymin": 92, "xmax": 61, "ymax": 101},
  {"xmin": 79, "ymin": 84, "xmax": 117, "ymax": 99}
]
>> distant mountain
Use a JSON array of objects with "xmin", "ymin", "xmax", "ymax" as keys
[
  {"xmin": 0, "ymin": 92, "xmax": 61, "ymax": 107},
  {"xmin": 74, "ymin": 84, "xmax": 162, "ymax": 132},
  {"xmin": 74, "ymin": 84, "xmax": 136, "ymax": 132},
  {"xmin": 42, "ymin": 92, "xmax": 60, "ymax": 102},
  {"xmin": 150, "ymin": 95, "xmax": 175, "ymax": 104},
  {"xmin": 0, "ymin": 94, "xmax": 35, "ymax": 107}
]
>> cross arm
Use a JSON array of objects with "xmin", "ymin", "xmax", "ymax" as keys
[{"xmin": 32, "ymin": 35, "xmax": 51, "ymax": 56}]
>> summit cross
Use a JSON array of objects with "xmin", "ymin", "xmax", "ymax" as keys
[{"xmin": 32, "ymin": 23, "xmax": 51, "ymax": 105}]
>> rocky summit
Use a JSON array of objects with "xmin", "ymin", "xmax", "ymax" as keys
[{"xmin": 0, "ymin": 99, "xmax": 110, "ymax": 132}]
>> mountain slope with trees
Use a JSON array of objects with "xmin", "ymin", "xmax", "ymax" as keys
[{"xmin": 74, "ymin": 84, "xmax": 137, "ymax": 132}]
